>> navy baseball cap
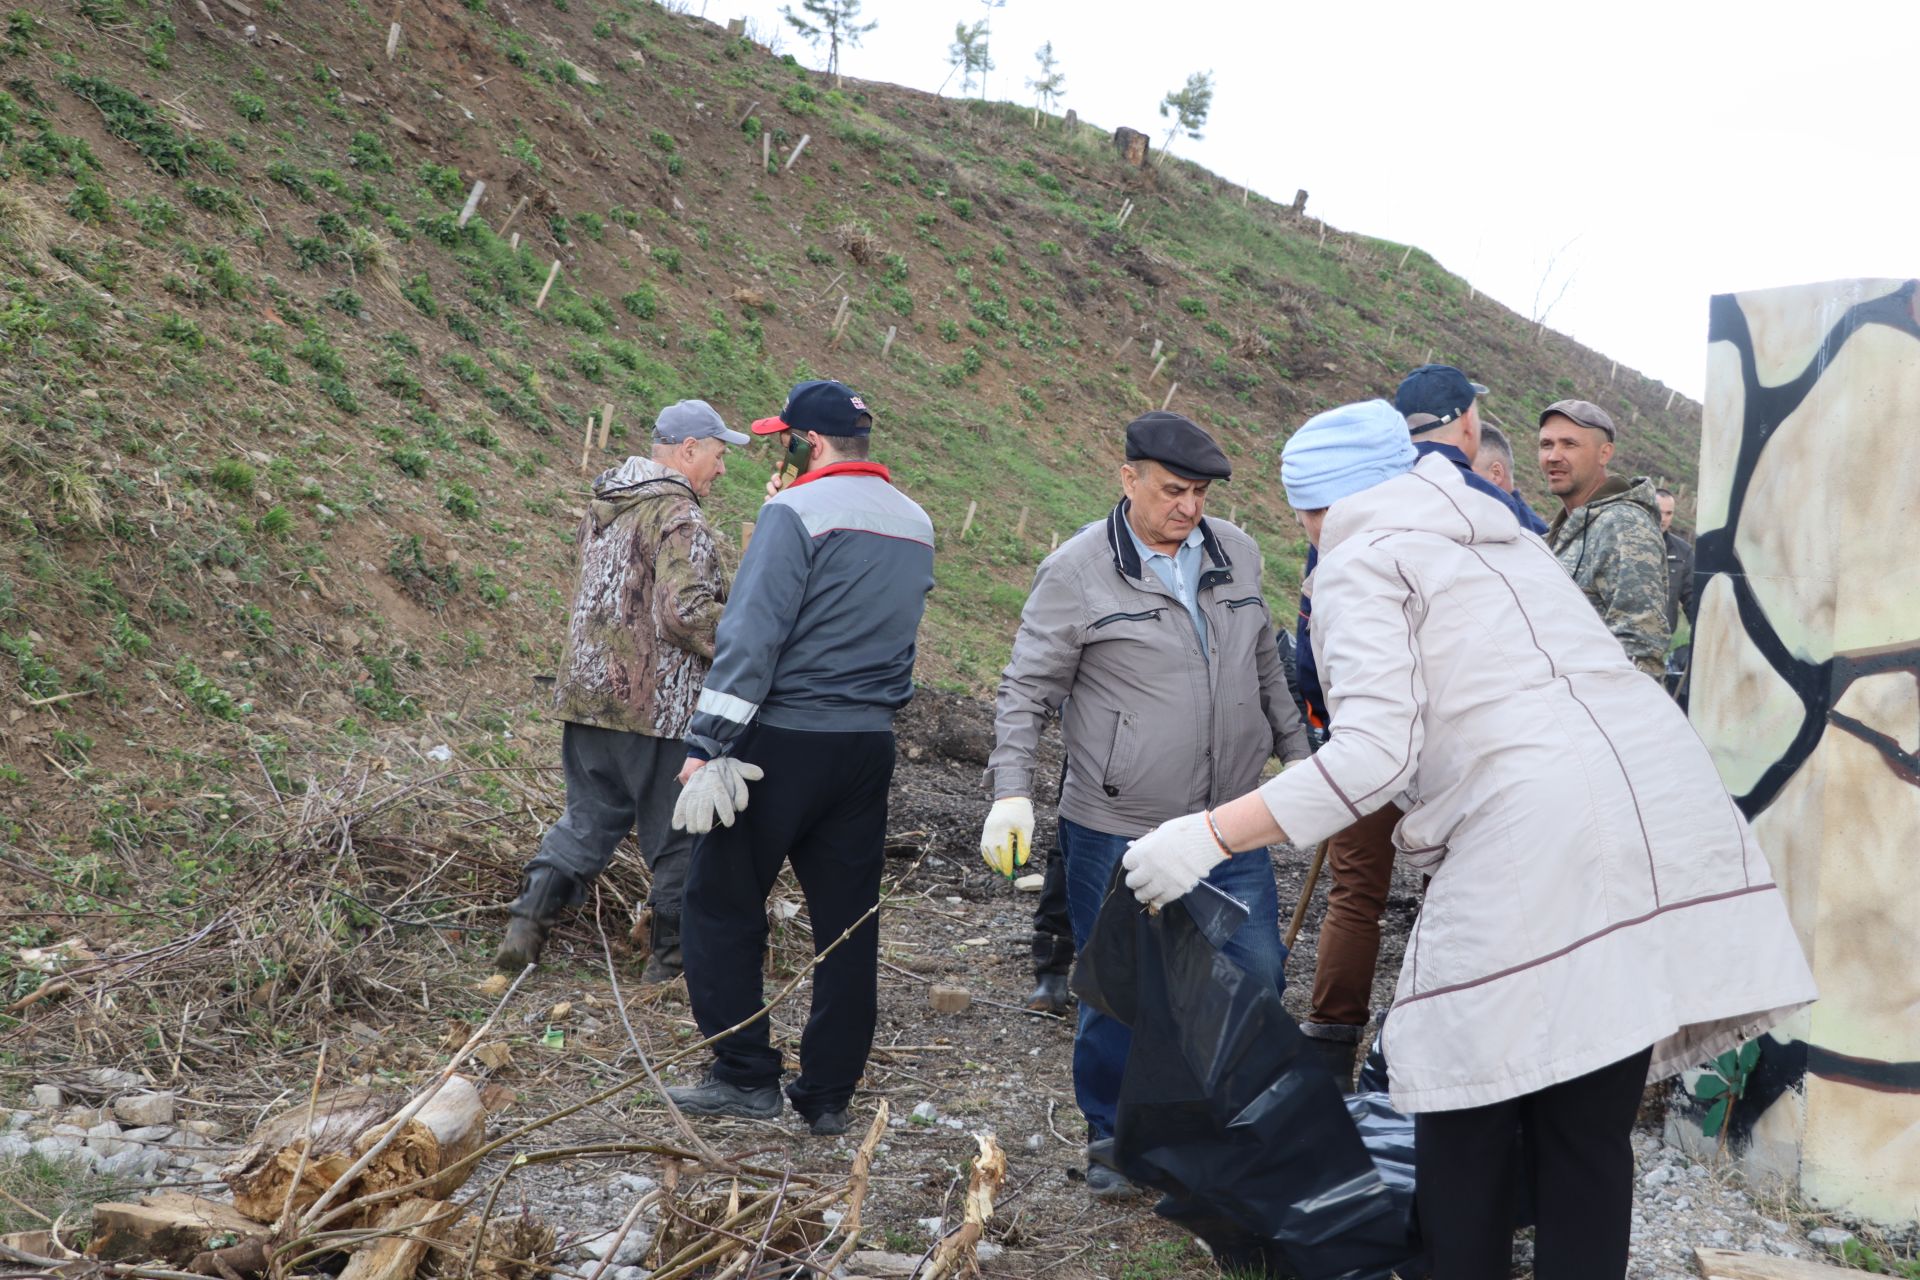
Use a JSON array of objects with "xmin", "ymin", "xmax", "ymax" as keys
[
  {"xmin": 1395, "ymin": 364, "xmax": 1488, "ymax": 435},
  {"xmin": 749, "ymin": 380, "xmax": 874, "ymax": 437}
]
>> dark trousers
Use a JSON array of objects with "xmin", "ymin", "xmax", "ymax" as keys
[
  {"xmin": 1415, "ymin": 1045, "xmax": 1654, "ymax": 1280},
  {"xmin": 1308, "ymin": 802, "xmax": 1402, "ymax": 1028},
  {"xmin": 1031, "ymin": 835, "xmax": 1073, "ymax": 977},
  {"xmin": 681, "ymin": 724, "xmax": 896, "ymax": 1120},
  {"xmin": 528, "ymin": 722, "xmax": 693, "ymax": 912}
]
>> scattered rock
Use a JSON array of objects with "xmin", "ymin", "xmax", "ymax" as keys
[
  {"xmin": 927, "ymin": 984, "xmax": 971, "ymax": 1014},
  {"xmin": 0, "ymin": 1132, "xmax": 30, "ymax": 1160},
  {"xmin": 612, "ymin": 1268, "xmax": 648, "ymax": 1280},
  {"xmin": 31, "ymin": 1084, "xmax": 63, "ymax": 1110},
  {"xmin": 915, "ymin": 1216, "xmax": 944, "ymax": 1237},
  {"xmin": 114, "ymin": 1091, "xmax": 176, "ymax": 1127},
  {"xmin": 87, "ymin": 1120, "xmax": 132, "ymax": 1158},
  {"xmin": 611, "ymin": 1172, "xmax": 656, "ymax": 1195},
  {"xmin": 122, "ymin": 1124, "xmax": 177, "ymax": 1144},
  {"xmin": 1642, "ymin": 1165, "xmax": 1674, "ymax": 1187},
  {"xmin": 1808, "ymin": 1227, "xmax": 1854, "ymax": 1249},
  {"xmin": 579, "ymin": 1229, "xmax": 651, "ymax": 1267},
  {"xmin": 88, "ymin": 1068, "xmax": 144, "ymax": 1090},
  {"xmin": 910, "ymin": 1102, "xmax": 938, "ymax": 1122},
  {"xmin": 427, "ymin": 744, "xmax": 454, "ymax": 763}
]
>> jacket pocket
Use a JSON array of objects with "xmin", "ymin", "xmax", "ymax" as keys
[
  {"xmin": 1221, "ymin": 595, "xmax": 1266, "ymax": 612},
  {"xmin": 1090, "ymin": 607, "xmax": 1166, "ymax": 630},
  {"xmin": 1101, "ymin": 710, "xmax": 1142, "ymax": 797}
]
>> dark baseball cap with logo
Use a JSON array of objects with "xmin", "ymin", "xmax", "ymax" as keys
[
  {"xmin": 1395, "ymin": 364, "xmax": 1489, "ymax": 435},
  {"xmin": 749, "ymin": 380, "xmax": 874, "ymax": 437},
  {"xmin": 1539, "ymin": 398, "xmax": 1617, "ymax": 440}
]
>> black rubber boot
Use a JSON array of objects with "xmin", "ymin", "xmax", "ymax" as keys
[
  {"xmin": 493, "ymin": 867, "xmax": 575, "ymax": 974},
  {"xmin": 1028, "ymin": 931, "xmax": 1075, "ymax": 1013},
  {"xmin": 640, "ymin": 909, "xmax": 683, "ymax": 985},
  {"xmin": 1299, "ymin": 1021, "xmax": 1363, "ymax": 1092}
]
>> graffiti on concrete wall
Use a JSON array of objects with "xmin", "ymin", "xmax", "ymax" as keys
[{"xmin": 1690, "ymin": 277, "xmax": 1920, "ymax": 1220}]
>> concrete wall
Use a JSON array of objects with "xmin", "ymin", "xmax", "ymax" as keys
[{"xmin": 1688, "ymin": 277, "xmax": 1920, "ymax": 1224}]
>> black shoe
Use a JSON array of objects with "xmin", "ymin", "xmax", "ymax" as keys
[
  {"xmin": 806, "ymin": 1107, "xmax": 850, "ymax": 1136},
  {"xmin": 666, "ymin": 1076, "xmax": 782, "ymax": 1120},
  {"xmin": 1025, "ymin": 971, "xmax": 1071, "ymax": 1014},
  {"xmin": 1299, "ymin": 1022, "xmax": 1362, "ymax": 1092},
  {"xmin": 639, "ymin": 909, "xmax": 683, "ymax": 985},
  {"xmin": 1085, "ymin": 1162, "xmax": 1139, "ymax": 1200},
  {"xmin": 493, "ymin": 867, "xmax": 578, "ymax": 973}
]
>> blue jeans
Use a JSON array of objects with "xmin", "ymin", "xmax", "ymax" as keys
[{"xmin": 1061, "ymin": 815, "xmax": 1287, "ymax": 1140}]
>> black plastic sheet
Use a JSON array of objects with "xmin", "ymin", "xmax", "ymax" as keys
[{"xmin": 1072, "ymin": 871, "xmax": 1421, "ymax": 1280}]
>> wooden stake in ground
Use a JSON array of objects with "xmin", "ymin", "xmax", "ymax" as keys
[
  {"xmin": 1149, "ymin": 337, "xmax": 1163, "ymax": 361},
  {"xmin": 959, "ymin": 500, "xmax": 977, "ymax": 540},
  {"xmin": 580, "ymin": 415, "xmax": 596, "ymax": 471},
  {"xmin": 508, "ymin": 231, "xmax": 519, "ymax": 251},
  {"xmin": 827, "ymin": 295, "xmax": 850, "ymax": 348},
  {"xmin": 1014, "ymin": 506, "xmax": 1028, "ymax": 540},
  {"xmin": 1115, "ymin": 335, "xmax": 1134, "ymax": 357},
  {"xmin": 761, "ymin": 131, "xmax": 770, "ymax": 171},
  {"xmin": 1161, "ymin": 381, "xmax": 1179, "ymax": 411},
  {"xmin": 1666, "ymin": 388, "xmax": 1678, "ymax": 411},
  {"xmin": 597, "ymin": 402, "xmax": 614, "ymax": 449},
  {"xmin": 1397, "ymin": 244, "xmax": 1414, "ymax": 271},
  {"xmin": 456, "ymin": 180, "xmax": 486, "ymax": 229},
  {"xmin": 498, "ymin": 194, "xmax": 529, "ymax": 235},
  {"xmin": 385, "ymin": 22, "xmax": 401, "ymax": 59},
  {"xmin": 881, "ymin": 325, "xmax": 897, "ymax": 359},
  {"xmin": 784, "ymin": 133, "xmax": 811, "ymax": 171},
  {"xmin": 736, "ymin": 99, "xmax": 760, "ymax": 128},
  {"xmin": 534, "ymin": 259, "xmax": 561, "ymax": 310},
  {"xmin": 1149, "ymin": 354, "xmax": 1168, "ymax": 383},
  {"xmin": 1049, "ymin": 531, "xmax": 1058, "ymax": 552}
]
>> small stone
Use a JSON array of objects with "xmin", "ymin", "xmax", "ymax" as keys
[
  {"xmin": 114, "ymin": 1092, "xmax": 176, "ymax": 1127},
  {"xmin": 31, "ymin": 1084, "xmax": 62, "ymax": 1110},
  {"xmin": 917, "ymin": 1217, "xmax": 944, "ymax": 1237},
  {"xmin": 612, "ymin": 1172, "xmax": 657, "ymax": 1195},
  {"xmin": 86, "ymin": 1120, "xmax": 131, "ymax": 1157},
  {"xmin": 1641, "ymin": 1166, "xmax": 1673, "ymax": 1187},
  {"xmin": 0, "ymin": 1132, "xmax": 30, "ymax": 1160},
  {"xmin": 8, "ymin": 1110, "xmax": 30, "ymax": 1129},
  {"xmin": 64, "ymin": 1107, "xmax": 108, "ymax": 1128},
  {"xmin": 977, "ymin": 1243, "xmax": 1003, "ymax": 1262},
  {"xmin": 88, "ymin": 1068, "xmax": 143, "ymax": 1090},
  {"xmin": 1710, "ymin": 1230, "xmax": 1733, "ymax": 1247},
  {"xmin": 1673, "ymin": 1197, "xmax": 1691, "ymax": 1211},
  {"xmin": 581, "ymin": 1229, "xmax": 651, "ymax": 1267},
  {"xmin": 427, "ymin": 744, "xmax": 454, "ymax": 763},
  {"xmin": 1025, "ymin": 1133, "xmax": 1043, "ymax": 1152},
  {"xmin": 183, "ymin": 1119, "xmax": 227, "ymax": 1138},
  {"xmin": 612, "ymin": 1268, "xmax": 648, "ymax": 1280},
  {"xmin": 122, "ymin": 1124, "xmax": 176, "ymax": 1143},
  {"xmin": 1762, "ymin": 1218, "xmax": 1788, "ymax": 1235},
  {"xmin": 911, "ymin": 1102, "xmax": 938, "ymax": 1122},
  {"xmin": 1808, "ymin": 1228, "xmax": 1854, "ymax": 1249},
  {"xmin": 927, "ymin": 984, "xmax": 971, "ymax": 1014}
]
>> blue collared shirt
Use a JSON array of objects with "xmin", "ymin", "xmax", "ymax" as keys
[{"xmin": 1126, "ymin": 521, "xmax": 1208, "ymax": 656}]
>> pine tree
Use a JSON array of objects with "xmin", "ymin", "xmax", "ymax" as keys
[
  {"xmin": 1158, "ymin": 70, "xmax": 1214, "ymax": 160},
  {"xmin": 1027, "ymin": 41, "xmax": 1065, "ymax": 119},
  {"xmin": 780, "ymin": 0, "xmax": 876, "ymax": 85}
]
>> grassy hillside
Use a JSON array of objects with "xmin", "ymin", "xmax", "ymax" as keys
[{"xmin": 0, "ymin": 0, "xmax": 1701, "ymax": 849}]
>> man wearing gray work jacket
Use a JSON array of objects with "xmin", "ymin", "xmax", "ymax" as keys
[{"xmin": 979, "ymin": 411, "xmax": 1310, "ymax": 1197}]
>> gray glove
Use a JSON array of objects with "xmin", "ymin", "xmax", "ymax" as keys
[{"xmin": 671, "ymin": 757, "xmax": 765, "ymax": 834}]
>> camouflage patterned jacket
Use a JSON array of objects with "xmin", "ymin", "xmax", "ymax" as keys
[
  {"xmin": 552, "ymin": 457, "xmax": 729, "ymax": 739},
  {"xmin": 1545, "ymin": 474, "xmax": 1671, "ymax": 678}
]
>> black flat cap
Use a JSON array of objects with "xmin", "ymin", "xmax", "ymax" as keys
[{"xmin": 1124, "ymin": 411, "xmax": 1232, "ymax": 481}]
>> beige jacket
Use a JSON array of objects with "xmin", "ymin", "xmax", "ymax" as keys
[{"xmin": 1261, "ymin": 455, "xmax": 1815, "ymax": 1113}]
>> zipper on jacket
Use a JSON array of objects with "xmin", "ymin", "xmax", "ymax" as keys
[
  {"xmin": 1221, "ymin": 596, "xmax": 1265, "ymax": 611},
  {"xmin": 1090, "ymin": 608, "xmax": 1166, "ymax": 630}
]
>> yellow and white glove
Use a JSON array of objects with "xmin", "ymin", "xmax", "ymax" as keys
[
  {"xmin": 978, "ymin": 797, "xmax": 1034, "ymax": 879},
  {"xmin": 671, "ymin": 757, "xmax": 765, "ymax": 834},
  {"xmin": 1122, "ymin": 812, "xmax": 1228, "ymax": 909}
]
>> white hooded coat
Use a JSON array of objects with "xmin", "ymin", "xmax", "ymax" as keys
[{"xmin": 1259, "ymin": 454, "xmax": 1816, "ymax": 1113}]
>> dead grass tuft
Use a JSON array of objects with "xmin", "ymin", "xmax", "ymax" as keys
[
  {"xmin": 0, "ymin": 183, "xmax": 53, "ymax": 263},
  {"xmin": 835, "ymin": 221, "xmax": 879, "ymax": 266}
]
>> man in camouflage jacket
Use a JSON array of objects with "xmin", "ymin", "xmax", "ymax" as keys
[
  {"xmin": 495, "ymin": 400, "xmax": 746, "ymax": 980},
  {"xmin": 1537, "ymin": 399, "xmax": 1672, "ymax": 678}
]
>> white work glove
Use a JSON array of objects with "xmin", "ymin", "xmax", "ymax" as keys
[
  {"xmin": 978, "ymin": 797, "xmax": 1034, "ymax": 879},
  {"xmin": 671, "ymin": 757, "xmax": 765, "ymax": 834},
  {"xmin": 1121, "ymin": 812, "xmax": 1228, "ymax": 909}
]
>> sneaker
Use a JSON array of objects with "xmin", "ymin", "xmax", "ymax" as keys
[
  {"xmin": 1025, "ymin": 972, "xmax": 1071, "ymax": 1015},
  {"xmin": 666, "ymin": 1076, "xmax": 782, "ymax": 1120},
  {"xmin": 806, "ymin": 1107, "xmax": 850, "ymax": 1136},
  {"xmin": 1084, "ymin": 1162, "xmax": 1139, "ymax": 1200}
]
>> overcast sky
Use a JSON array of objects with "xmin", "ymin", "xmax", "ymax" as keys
[{"xmin": 711, "ymin": 0, "xmax": 1914, "ymax": 400}]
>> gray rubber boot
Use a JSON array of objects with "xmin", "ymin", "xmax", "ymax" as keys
[
  {"xmin": 493, "ymin": 867, "xmax": 576, "ymax": 974},
  {"xmin": 639, "ymin": 909, "xmax": 683, "ymax": 985}
]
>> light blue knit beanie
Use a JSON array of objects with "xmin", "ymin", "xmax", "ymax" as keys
[{"xmin": 1281, "ymin": 399, "xmax": 1419, "ymax": 509}]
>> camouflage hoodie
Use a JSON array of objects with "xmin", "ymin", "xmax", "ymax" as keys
[
  {"xmin": 1545, "ymin": 474, "xmax": 1671, "ymax": 678},
  {"xmin": 552, "ymin": 457, "xmax": 730, "ymax": 738}
]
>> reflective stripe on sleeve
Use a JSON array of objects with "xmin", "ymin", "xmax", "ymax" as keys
[{"xmin": 696, "ymin": 687, "xmax": 760, "ymax": 724}]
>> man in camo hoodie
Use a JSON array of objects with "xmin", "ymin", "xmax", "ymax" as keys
[
  {"xmin": 494, "ymin": 400, "xmax": 746, "ymax": 981},
  {"xmin": 1537, "ymin": 399, "xmax": 1671, "ymax": 678}
]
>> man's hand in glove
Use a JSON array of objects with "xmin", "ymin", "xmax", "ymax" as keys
[
  {"xmin": 1121, "ymin": 811, "xmax": 1230, "ymax": 908},
  {"xmin": 671, "ymin": 757, "xmax": 765, "ymax": 834},
  {"xmin": 978, "ymin": 797, "xmax": 1034, "ymax": 879}
]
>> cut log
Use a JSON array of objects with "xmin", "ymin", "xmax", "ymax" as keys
[
  {"xmin": 89, "ymin": 1194, "xmax": 263, "ymax": 1266},
  {"xmin": 352, "ymin": 1074, "xmax": 487, "ymax": 1201},
  {"xmin": 223, "ymin": 1086, "xmax": 397, "ymax": 1223},
  {"xmin": 1694, "ymin": 1247, "xmax": 1849, "ymax": 1280},
  {"xmin": 338, "ymin": 1198, "xmax": 459, "ymax": 1280}
]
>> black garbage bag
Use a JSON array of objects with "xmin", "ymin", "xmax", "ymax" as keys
[{"xmin": 1071, "ymin": 870, "xmax": 1421, "ymax": 1280}]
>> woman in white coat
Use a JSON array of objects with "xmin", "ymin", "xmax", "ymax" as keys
[{"xmin": 1120, "ymin": 400, "xmax": 1816, "ymax": 1280}]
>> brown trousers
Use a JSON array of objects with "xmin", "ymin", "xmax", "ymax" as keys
[{"xmin": 1307, "ymin": 801, "xmax": 1403, "ymax": 1028}]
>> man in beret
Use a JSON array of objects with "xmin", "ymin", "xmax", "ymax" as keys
[
  {"xmin": 1538, "ymin": 399, "xmax": 1671, "ymax": 677},
  {"xmin": 981, "ymin": 411, "xmax": 1310, "ymax": 1197}
]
